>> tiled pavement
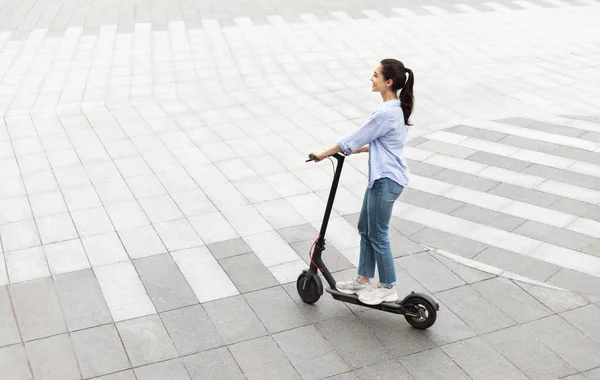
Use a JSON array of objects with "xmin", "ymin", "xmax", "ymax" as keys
[{"xmin": 2, "ymin": 0, "xmax": 600, "ymax": 379}]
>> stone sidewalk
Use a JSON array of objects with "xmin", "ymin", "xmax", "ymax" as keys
[{"xmin": 1, "ymin": 0, "xmax": 600, "ymax": 379}]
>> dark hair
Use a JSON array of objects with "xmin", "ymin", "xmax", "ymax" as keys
[{"xmin": 380, "ymin": 58, "xmax": 414, "ymax": 125}]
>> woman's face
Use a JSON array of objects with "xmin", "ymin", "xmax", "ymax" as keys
[{"xmin": 370, "ymin": 64, "xmax": 391, "ymax": 93}]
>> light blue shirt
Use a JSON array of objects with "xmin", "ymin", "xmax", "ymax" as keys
[{"xmin": 337, "ymin": 99, "xmax": 410, "ymax": 188}]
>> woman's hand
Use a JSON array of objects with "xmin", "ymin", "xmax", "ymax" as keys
[
  {"xmin": 308, "ymin": 144, "xmax": 342, "ymax": 162},
  {"xmin": 308, "ymin": 152, "xmax": 327, "ymax": 162}
]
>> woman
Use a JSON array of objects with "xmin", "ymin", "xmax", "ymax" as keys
[{"xmin": 309, "ymin": 58, "xmax": 414, "ymax": 305}]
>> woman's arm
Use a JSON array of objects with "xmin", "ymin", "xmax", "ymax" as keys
[
  {"xmin": 309, "ymin": 144, "xmax": 369, "ymax": 162},
  {"xmin": 309, "ymin": 144, "xmax": 342, "ymax": 162},
  {"xmin": 355, "ymin": 144, "xmax": 369, "ymax": 153}
]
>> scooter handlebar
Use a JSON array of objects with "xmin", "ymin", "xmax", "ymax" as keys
[{"xmin": 305, "ymin": 153, "xmax": 345, "ymax": 162}]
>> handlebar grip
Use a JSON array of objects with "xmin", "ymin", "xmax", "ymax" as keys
[{"xmin": 306, "ymin": 153, "xmax": 345, "ymax": 162}]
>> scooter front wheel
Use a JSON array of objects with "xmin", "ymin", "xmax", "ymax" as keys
[
  {"xmin": 296, "ymin": 272, "xmax": 322, "ymax": 304},
  {"xmin": 403, "ymin": 297, "xmax": 437, "ymax": 329}
]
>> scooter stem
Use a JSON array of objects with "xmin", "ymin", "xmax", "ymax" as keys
[{"xmin": 317, "ymin": 153, "xmax": 345, "ymax": 241}]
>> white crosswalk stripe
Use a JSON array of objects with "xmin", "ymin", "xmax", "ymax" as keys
[
  {"xmin": 409, "ymin": 174, "xmax": 593, "ymax": 232},
  {"xmin": 464, "ymin": 120, "xmax": 600, "ymax": 151},
  {"xmin": 406, "ymin": 145, "xmax": 600, "ymax": 204},
  {"xmin": 397, "ymin": 204, "xmax": 600, "ymax": 278}
]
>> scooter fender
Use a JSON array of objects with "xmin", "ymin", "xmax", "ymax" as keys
[
  {"xmin": 399, "ymin": 291, "xmax": 439, "ymax": 311},
  {"xmin": 301, "ymin": 269, "xmax": 323, "ymax": 296}
]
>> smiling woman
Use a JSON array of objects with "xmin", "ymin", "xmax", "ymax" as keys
[{"xmin": 308, "ymin": 58, "xmax": 415, "ymax": 305}]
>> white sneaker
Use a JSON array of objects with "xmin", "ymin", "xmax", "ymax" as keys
[
  {"xmin": 358, "ymin": 284, "xmax": 399, "ymax": 305},
  {"xmin": 336, "ymin": 278, "xmax": 371, "ymax": 295}
]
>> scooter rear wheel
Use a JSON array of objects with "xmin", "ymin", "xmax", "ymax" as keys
[
  {"xmin": 403, "ymin": 297, "xmax": 437, "ymax": 329},
  {"xmin": 296, "ymin": 272, "xmax": 322, "ymax": 304}
]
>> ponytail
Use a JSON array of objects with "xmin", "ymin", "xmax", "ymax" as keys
[
  {"xmin": 380, "ymin": 58, "xmax": 415, "ymax": 126},
  {"xmin": 400, "ymin": 68, "xmax": 414, "ymax": 125}
]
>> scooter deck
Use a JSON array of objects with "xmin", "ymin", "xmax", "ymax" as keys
[{"xmin": 326, "ymin": 288, "xmax": 415, "ymax": 315}]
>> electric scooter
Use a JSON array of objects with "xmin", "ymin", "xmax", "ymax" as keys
[{"xmin": 297, "ymin": 153, "xmax": 439, "ymax": 329}]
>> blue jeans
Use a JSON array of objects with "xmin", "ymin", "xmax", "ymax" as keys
[{"xmin": 357, "ymin": 177, "xmax": 404, "ymax": 287}]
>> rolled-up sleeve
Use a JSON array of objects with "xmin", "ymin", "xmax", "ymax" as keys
[{"xmin": 337, "ymin": 111, "xmax": 390, "ymax": 155}]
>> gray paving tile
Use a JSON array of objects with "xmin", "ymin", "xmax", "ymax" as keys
[
  {"xmin": 0, "ymin": 286, "xmax": 20, "ymax": 347},
  {"xmin": 584, "ymin": 367, "xmax": 600, "ymax": 379},
  {"xmin": 423, "ymin": 298, "xmax": 478, "ymax": 346},
  {"xmin": 549, "ymin": 198, "xmax": 600, "ymax": 222},
  {"xmin": 273, "ymin": 325, "xmax": 351, "ymax": 380},
  {"xmin": 357, "ymin": 309, "xmax": 436, "ymax": 357},
  {"xmin": 450, "ymin": 204, "xmax": 526, "ymax": 231},
  {"xmin": 561, "ymin": 304, "xmax": 600, "ymax": 345},
  {"xmin": 584, "ymin": 241, "xmax": 600, "ymax": 258},
  {"xmin": 342, "ymin": 213, "xmax": 360, "ymax": 228},
  {"xmin": 474, "ymin": 246, "xmax": 560, "ymax": 282},
  {"xmin": 160, "ymin": 304, "xmax": 223, "ymax": 356},
  {"xmin": 134, "ymin": 359, "xmax": 192, "ymax": 380},
  {"xmin": 9, "ymin": 277, "xmax": 67, "ymax": 341},
  {"xmin": 443, "ymin": 336, "xmax": 528, "ymax": 380},
  {"xmin": 116, "ymin": 314, "xmax": 178, "ymax": 367},
  {"xmin": 513, "ymin": 220, "xmax": 597, "ymax": 251},
  {"xmin": 389, "ymin": 265, "xmax": 430, "ymax": 296},
  {"xmin": 405, "ymin": 159, "xmax": 445, "ymax": 177},
  {"xmin": 206, "ymin": 237, "xmax": 251, "ymax": 260},
  {"xmin": 495, "ymin": 118, "xmax": 587, "ymax": 137},
  {"xmin": 0, "ymin": 343, "xmax": 33, "ymax": 380},
  {"xmin": 229, "ymin": 336, "xmax": 301, "ymax": 380},
  {"xmin": 446, "ymin": 124, "xmax": 508, "ymax": 142},
  {"xmin": 291, "ymin": 239, "xmax": 354, "ymax": 272},
  {"xmin": 409, "ymin": 227, "xmax": 488, "ymax": 258},
  {"xmin": 523, "ymin": 164, "xmax": 600, "ymax": 191},
  {"xmin": 436, "ymin": 285, "xmax": 516, "ymax": 334},
  {"xmin": 552, "ymin": 146, "xmax": 600, "ymax": 166},
  {"xmin": 523, "ymin": 315, "xmax": 600, "ymax": 371},
  {"xmin": 244, "ymin": 286, "xmax": 310, "ymax": 333},
  {"xmin": 326, "ymin": 373, "xmax": 359, "ymax": 380},
  {"xmin": 396, "ymin": 252, "xmax": 465, "ymax": 293},
  {"xmin": 353, "ymin": 361, "xmax": 415, "ymax": 380},
  {"xmin": 472, "ymin": 277, "xmax": 552, "ymax": 323},
  {"xmin": 390, "ymin": 217, "xmax": 426, "ymax": 237},
  {"xmin": 488, "ymin": 182, "xmax": 561, "ymax": 207},
  {"xmin": 406, "ymin": 136, "xmax": 429, "ymax": 147},
  {"xmin": 282, "ymin": 281, "xmax": 353, "ymax": 323},
  {"xmin": 400, "ymin": 348, "xmax": 470, "ymax": 380},
  {"xmin": 389, "ymin": 227, "xmax": 428, "ymax": 257},
  {"xmin": 483, "ymin": 324, "xmax": 576, "ymax": 379},
  {"xmin": 433, "ymin": 168, "xmax": 500, "ymax": 192},
  {"xmin": 219, "ymin": 252, "xmax": 278, "ymax": 293},
  {"xmin": 563, "ymin": 374, "xmax": 588, "ymax": 380},
  {"xmin": 133, "ymin": 253, "xmax": 198, "ymax": 312},
  {"xmin": 277, "ymin": 223, "xmax": 319, "ymax": 244},
  {"xmin": 498, "ymin": 135, "xmax": 560, "ymax": 154},
  {"xmin": 25, "ymin": 334, "xmax": 81, "ymax": 380},
  {"xmin": 316, "ymin": 314, "xmax": 391, "ymax": 368},
  {"xmin": 547, "ymin": 268, "xmax": 600, "ymax": 303},
  {"xmin": 71, "ymin": 324, "xmax": 130, "ymax": 379},
  {"xmin": 431, "ymin": 252, "xmax": 496, "ymax": 284},
  {"xmin": 517, "ymin": 281, "xmax": 590, "ymax": 313},
  {"xmin": 93, "ymin": 370, "xmax": 136, "ymax": 380},
  {"xmin": 401, "ymin": 188, "xmax": 465, "ymax": 214},
  {"xmin": 184, "ymin": 347, "xmax": 244, "ymax": 380},
  {"xmin": 564, "ymin": 115, "xmax": 600, "ymax": 124},
  {"xmin": 466, "ymin": 151, "xmax": 532, "ymax": 172},
  {"xmin": 203, "ymin": 295, "xmax": 268, "ymax": 344},
  {"xmin": 416, "ymin": 140, "xmax": 476, "ymax": 159},
  {"xmin": 54, "ymin": 269, "xmax": 113, "ymax": 332}
]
